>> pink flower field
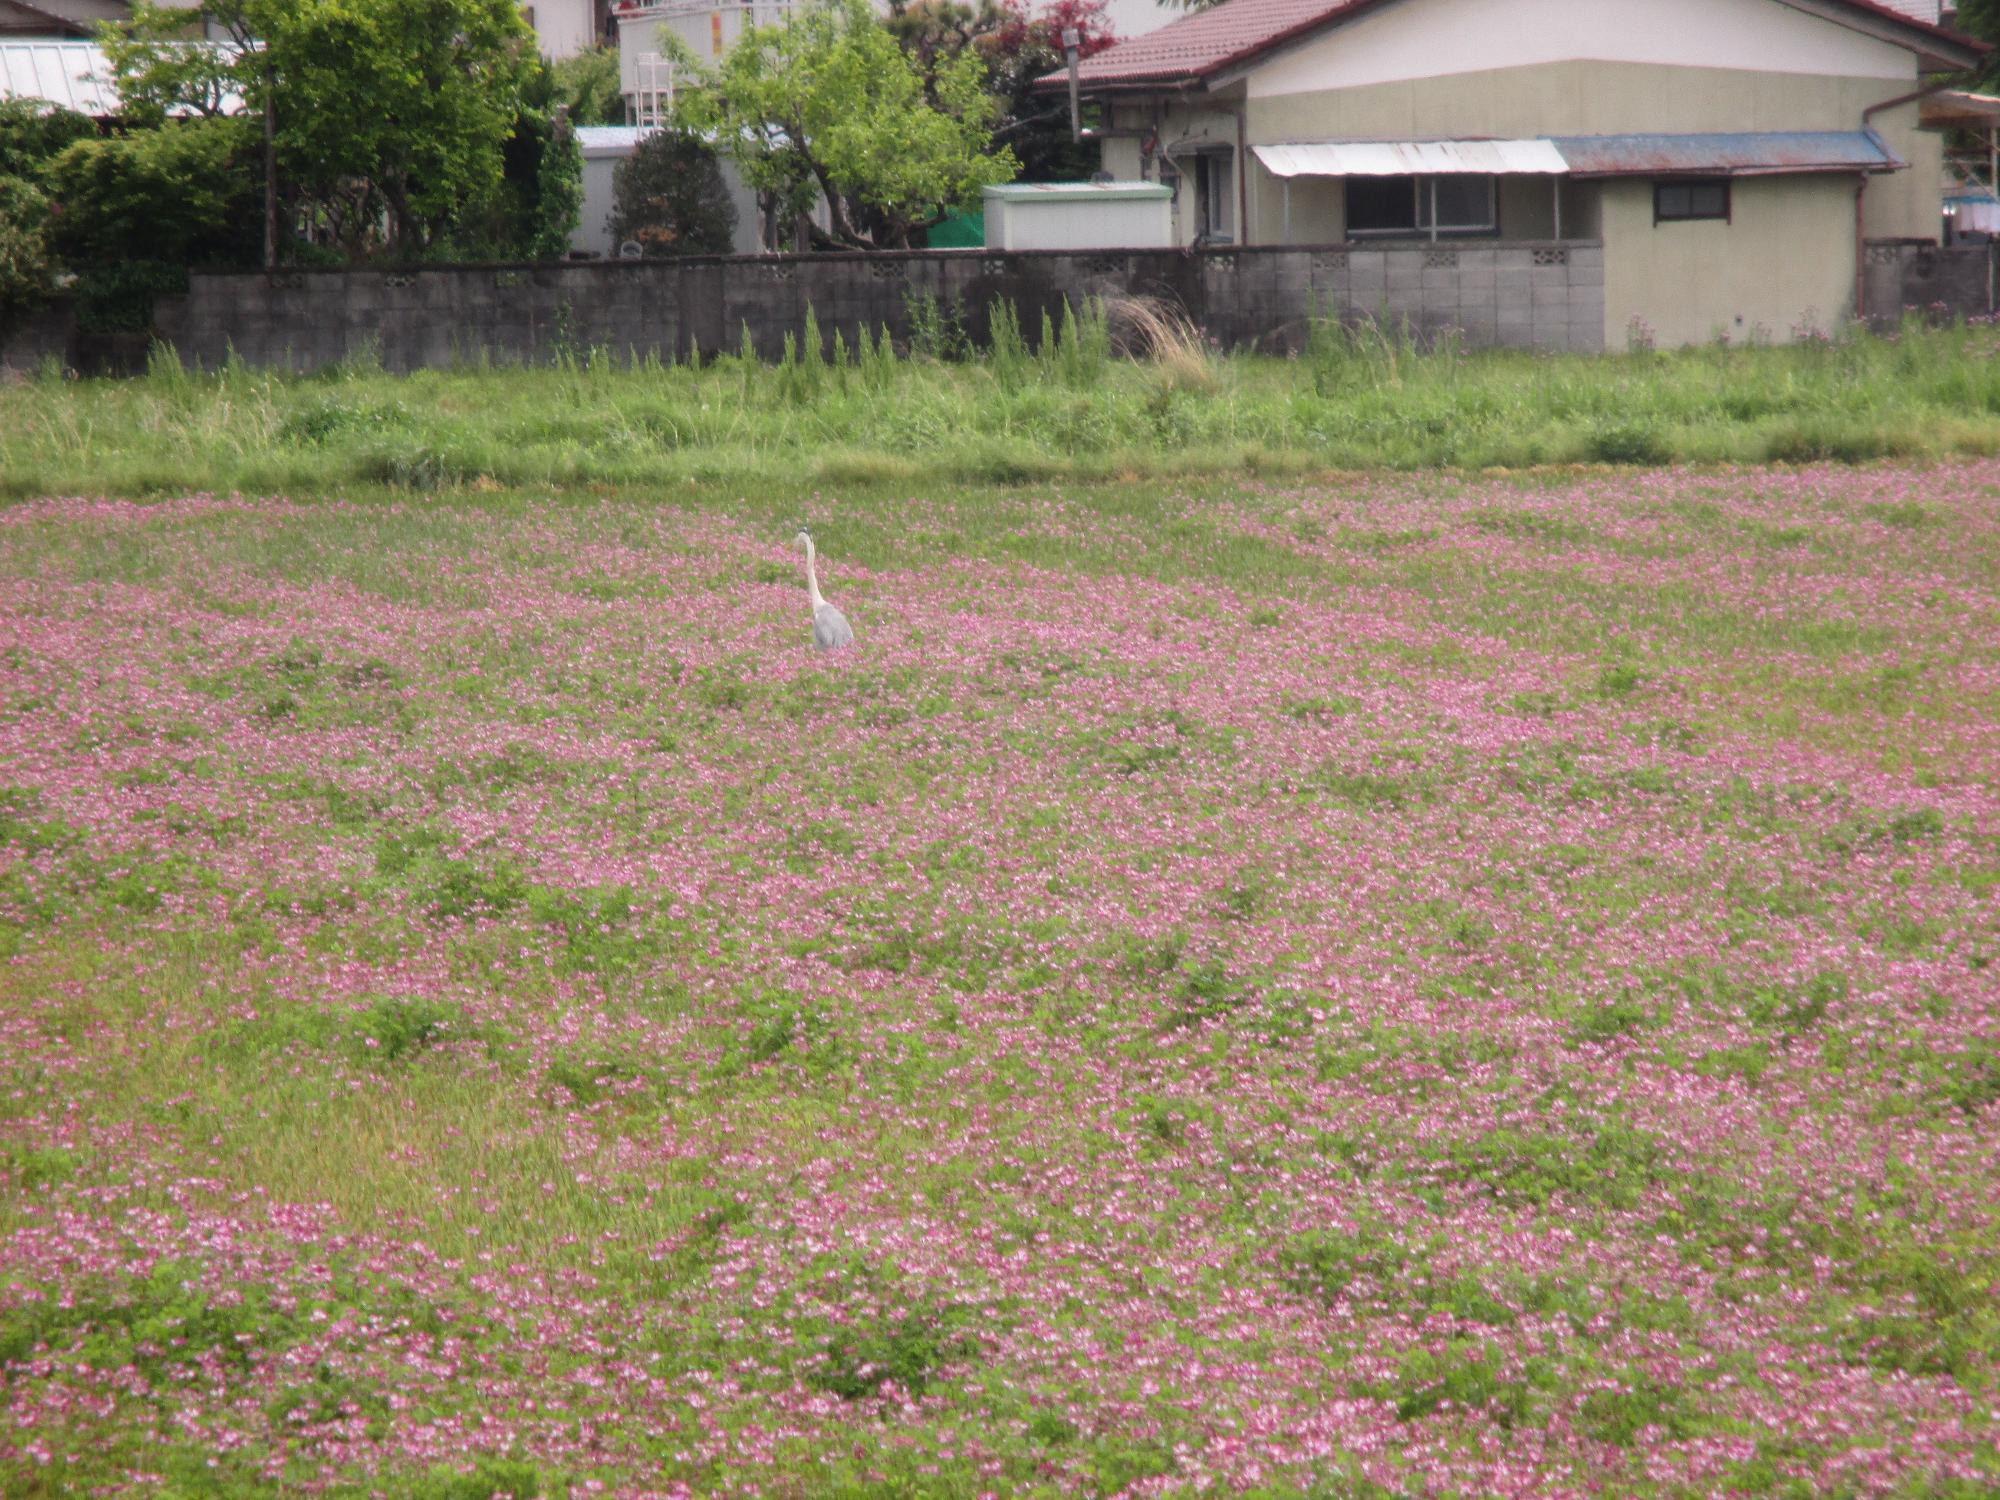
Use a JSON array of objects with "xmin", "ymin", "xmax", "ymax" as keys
[{"xmin": 0, "ymin": 466, "xmax": 1995, "ymax": 1498}]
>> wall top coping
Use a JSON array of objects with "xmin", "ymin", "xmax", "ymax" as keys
[{"xmin": 188, "ymin": 241, "xmax": 1609, "ymax": 284}]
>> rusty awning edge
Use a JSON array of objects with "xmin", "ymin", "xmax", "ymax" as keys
[{"xmin": 1549, "ymin": 131, "xmax": 1905, "ymax": 178}]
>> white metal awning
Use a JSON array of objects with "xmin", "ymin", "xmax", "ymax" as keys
[{"xmin": 1252, "ymin": 140, "xmax": 1570, "ymax": 178}]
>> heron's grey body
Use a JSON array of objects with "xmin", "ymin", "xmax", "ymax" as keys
[
  {"xmin": 812, "ymin": 602, "xmax": 854, "ymax": 650},
  {"xmin": 795, "ymin": 529, "xmax": 855, "ymax": 650}
]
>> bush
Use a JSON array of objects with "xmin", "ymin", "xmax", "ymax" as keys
[
  {"xmin": 609, "ymin": 127, "xmax": 737, "ymax": 257},
  {"xmin": 0, "ymin": 98, "xmax": 95, "ymax": 180},
  {"xmin": 71, "ymin": 261, "xmax": 189, "ymax": 335},
  {"xmin": 0, "ymin": 175, "xmax": 54, "ymax": 329},
  {"xmin": 44, "ymin": 118, "xmax": 261, "ymax": 269},
  {"xmin": 530, "ymin": 114, "xmax": 582, "ymax": 261},
  {"xmin": 552, "ymin": 45, "xmax": 625, "ymax": 126}
]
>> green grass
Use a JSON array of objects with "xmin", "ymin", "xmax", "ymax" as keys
[{"xmin": 8, "ymin": 313, "xmax": 2000, "ymax": 496}]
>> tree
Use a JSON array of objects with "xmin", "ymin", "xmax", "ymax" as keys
[
  {"xmin": 966, "ymin": 0, "xmax": 1117, "ymax": 182},
  {"xmin": 1956, "ymin": 1, "xmax": 2000, "ymax": 85},
  {"xmin": 43, "ymin": 118, "xmax": 262, "ymax": 267},
  {"xmin": 0, "ymin": 99, "xmax": 98, "ymax": 180},
  {"xmin": 0, "ymin": 175, "xmax": 55, "ymax": 331},
  {"xmin": 684, "ymin": 0, "xmax": 1017, "ymax": 249},
  {"xmin": 885, "ymin": 0, "xmax": 1116, "ymax": 181},
  {"xmin": 552, "ymin": 44, "xmax": 626, "ymax": 126},
  {"xmin": 609, "ymin": 126, "xmax": 737, "ymax": 256},
  {"xmin": 103, "ymin": 0, "xmax": 541, "ymax": 255}
]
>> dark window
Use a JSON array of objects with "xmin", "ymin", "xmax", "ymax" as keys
[
  {"xmin": 1348, "ymin": 176, "xmax": 1418, "ymax": 234},
  {"xmin": 1655, "ymin": 179, "xmax": 1730, "ymax": 223},
  {"xmin": 1345, "ymin": 174, "xmax": 1497, "ymax": 237},
  {"xmin": 1195, "ymin": 153, "xmax": 1235, "ymax": 243},
  {"xmin": 1423, "ymin": 175, "xmax": 1496, "ymax": 233}
]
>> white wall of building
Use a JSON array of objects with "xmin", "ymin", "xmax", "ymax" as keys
[
  {"xmin": 1249, "ymin": 0, "xmax": 1914, "ymax": 99},
  {"xmin": 525, "ymin": 0, "xmax": 598, "ymax": 60}
]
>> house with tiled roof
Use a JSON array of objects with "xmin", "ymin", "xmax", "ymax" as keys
[{"xmin": 1044, "ymin": 0, "xmax": 1985, "ymax": 346}]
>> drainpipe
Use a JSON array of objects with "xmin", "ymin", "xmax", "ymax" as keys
[
  {"xmin": 1852, "ymin": 177, "xmax": 1872, "ymax": 326},
  {"xmin": 1857, "ymin": 80, "xmax": 1958, "ymax": 323},
  {"xmin": 1236, "ymin": 105, "xmax": 1249, "ymax": 245}
]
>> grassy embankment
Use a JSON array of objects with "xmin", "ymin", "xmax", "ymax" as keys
[{"xmin": 6, "ymin": 312, "xmax": 2000, "ymax": 497}]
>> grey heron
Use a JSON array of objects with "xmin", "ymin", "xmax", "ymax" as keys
[{"xmin": 794, "ymin": 528, "xmax": 855, "ymax": 650}]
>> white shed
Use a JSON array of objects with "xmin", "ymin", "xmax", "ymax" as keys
[
  {"xmin": 571, "ymin": 125, "xmax": 771, "ymax": 259},
  {"xmin": 982, "ymin": 183, "xmax": 1175, "ymax": 251},
  {"xmin": 575, "ymin": 126, "xmax": 649, "ymax": 259}
]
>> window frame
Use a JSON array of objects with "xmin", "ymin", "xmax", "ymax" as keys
[
  {"xmin": 1344, "ymin": 174, "xmax": 1499, "ymax": 239},
  {"xmin": 1654, "ymin": 177, "xmax": 1732, "ymax": 225}
]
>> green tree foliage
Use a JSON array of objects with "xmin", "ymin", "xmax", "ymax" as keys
[
  {"xmin": 43, "ymin": 117, "xmax": 262, "ymax": 268},
  {"xmin": 104, "ymin": 0, "xmax": 539, "ymax": 256},
  {"xmin": 685, "ymin": 0, "xmax": 1016, "ymax": 249},
  {"xmin": 0, "ymin": 99, "xmax": 97, "ymax": 180},
  {"xmin": 0, "ymin": 175, "xmax": 55, "ymax": 330},
  {"xmin": 1958, "ymin": 0, "xmax": 2000, "ymax": 70},
  {"xmin": 552, "ymin": 44, "xmax": 626, "ymax": 126},
  {"xmin": 97, "ymin": 5, "xmax": 242, "ymax": 123},
  {"xmin": 530, "ymin": 111, "xmax": 584, "ymax": 260},
  {"xmin": 888, "ymin": 0, "xmax": 1116, "ymax": 182},
  {"xmin": 608, "ymin": 127, "xmax": 737, "ymax": 257}
]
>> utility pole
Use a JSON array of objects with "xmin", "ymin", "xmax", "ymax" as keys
[
  {"xmin": 1063, "ymin": 28, "xmax": 1082, "ymax": 144},
  {"xmin": 263, "ymin": 62, "xmax": 277, "ymax": 271}
]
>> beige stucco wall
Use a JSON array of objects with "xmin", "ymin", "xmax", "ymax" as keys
[
  {"xmin": 1599, "ymin": 173, "xmax": 1859, "ymax": 348},
  {"xmin": 1246, "ymin": 0, "xmax": 1913, "ymax": 96},
  {"xmin": 1241, "ymin": 61, "xmax": 1935, "ymax": 239},
  {"xmin": 1110, "ymin": 63, "xmax": 1940, "ymax": 249}
]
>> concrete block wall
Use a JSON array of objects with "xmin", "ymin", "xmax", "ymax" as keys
[
  {"xmin": 129, "ymin": 243, "xmax": 1608, "ymax": 375},
  {"xmin": 1862, "ymin": 240, "xmax": 1994, "ymax": 331}
]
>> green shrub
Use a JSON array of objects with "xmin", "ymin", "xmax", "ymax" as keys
[
  {"xmin": 0, "ymin": 98, "xmax": 95, "ymax": 180},
  {"xmin": 0, "ymin": 175, "xmax": 53, "ymax": 329},
  {"xmin": 44, "ymin": 118, "xmax": 261, "ymax": 270},
  {"xmin": 1587, "ymin": 417, "xmax": 1672, "ymax": 465},
  {"xmin": 71, "ymin": 260, "xmax": 190, "ymax": 335},
  {"xmin": 530, "ymin": 113, "xmax": 583, "ymax": 261},
  {"xmin": 608, "ymin": 126, "xmax": 736, "ymax": 257}
]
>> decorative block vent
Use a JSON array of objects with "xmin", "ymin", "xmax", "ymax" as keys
[
  {"xmin": 1080, "ymin": 255, "xmax": 1125, "ymax": 277},
  {"xmin": 494, "ymin": 271, "xmax": 526, "ymax": 289},
  {"xmin": 267, "ymin": 272, "xmax": 305, "ymax": 291},
  {"xmin": 384, "ymin": 273, "xmax": 417, "ymax": 289},
  {"xmin": 1311, "ymin": 251, "xmax": 1349, "ymax": 273},
  {"xmin": 1866, "ymin": 244, "xmax": 1905, "ymax": 266},
  {"xmin": 1423, "ymin": 249, "xmax": 1458, "ymax": 270},
  {"xmin": 1207, "ymin": 254, "xmax": 1238, "ymax": 274},
  {"xmin": 763, "ymin": 262, "xmax": 796, "ymax": 284},
  {"xmin": 868, "ymin": 260, "xmax": 908, "ymax": 281},
  {"xmin": 982, "ymin": 258, "xmax": 1010, "ymax": 277},
  {"xmin": 1532, "ymin": 247, "xmax": 1568, "ymax": 267}
]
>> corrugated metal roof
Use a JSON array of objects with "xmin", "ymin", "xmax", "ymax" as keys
[
  {"xmin": 1254, "ymin": 139, "xmax": 1567, "ymax": 177},
  {"xmin": 0, "ymin": 38, "xmax": 240, "ymax": 116},
  {"xmin": 1550, "ymin": 131, "xmax": 1902, "ymax": 177},
  {"xmin": 0, "ymin": 40, "xmax": 119, "ymax": 115},
  {"xmin": 1051, "ymin": 0, "xmax": 1983, "ymax": 91}
]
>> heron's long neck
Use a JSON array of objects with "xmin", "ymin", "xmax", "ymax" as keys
[{"xmin": 804, "ymin": 539, "xmax": 826, "ymax": 610}]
